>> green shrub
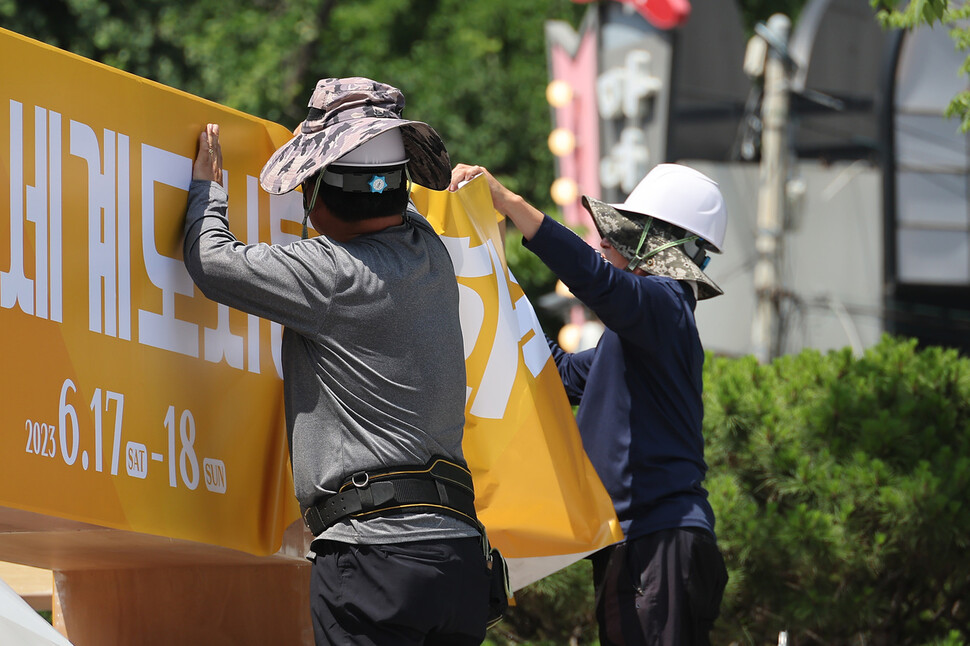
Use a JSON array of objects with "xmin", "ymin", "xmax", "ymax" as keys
[
  {"xmin": 706, "ymin": 335, "xmax": 970, "ymax": 645},
  {"xmin": 486, "ymin": 558, "xmax": 598, "ymax": 646},
  {"xmin": 489, "ymin": 336, "xmax": 970, "ymax": 646}
]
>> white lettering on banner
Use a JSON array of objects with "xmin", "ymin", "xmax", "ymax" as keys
[
  {"xmin": 117, "ymin": 132, "xmax": 131, "ymax": 337},
  {"xmin": 245, "ymin": 176, "xmax": 262, "ymax": 374},
  {"xmin": 25, "ymin": 377, "xmax": 227, "ymax": 492},
  {"xmin": 440, "ymin": 235, "xmax": 492, "ymax": 403},
  {"xmin": 2, "ymin": 103, "xmax": 299, "ymax": 378},
  {"xmin": 203, "ymin": 458, "xmax": 228, "ymax": 493},
  {"xmin": 70, "ymin": 120, "xmax": 132, "ymax": 339},
  {"xmin": 138, "ymin": 144, "xmax": 198, "ymax": 356},
  {"xmin": 509, "ymin": 269, "xmax": 551, "ymax": 378},
  {"xmin": 3, "ymin": 101, "xmax": 33, "ymax": 315},
  {"xmin": 203, "ymin": 171, "xmax": 245, "ymax": 370},
  {"xmin": 269, "ymin": 191, "xmax": 304, "ymax": 379},
  {"xmin": 440, "ymin": 236, "xmax": 551, "ymax": 419},
  {"xmin": 457, "ymin": 283, "xmax": 485, "ymax": 403},
  {"xmin": 126, "ymin": 442, "xmax": 148, "ymax": 479},
  {"xmin": 49, "ymin": 109, "xmax": 63, "ymax": 322},
  {"xmin": 2, "ymin": 101, "xmax": 64, "ymax": 321},
  {"xmin": 204, "ymin": 303, "xmax": 245, "ymax": 368}
]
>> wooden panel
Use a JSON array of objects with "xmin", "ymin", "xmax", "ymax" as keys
[{"xmin": 54, "ymin": 563, "xmax": 312, "ymax": 645}]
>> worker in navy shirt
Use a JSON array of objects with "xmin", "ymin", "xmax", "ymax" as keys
[{"xmin": 450, "ymin": 162, "xmax": 729, "ymax": 646}]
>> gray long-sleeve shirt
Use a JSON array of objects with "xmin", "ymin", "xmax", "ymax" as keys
[{"xmin": 183, "ymin": 180, "xmax": 478, "ymax": 544}]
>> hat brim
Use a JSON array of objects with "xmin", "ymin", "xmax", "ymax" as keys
[
  {"xmin": 607, "ymin": 201, "xmax": 723, "ymax": 254},
  {"xmin": 259, "ymin": 118, "xmax": 451, "ymax": 194},
  {"xmin": 582, "ymin": 196, "xmax": 724, "ymax": 299}
]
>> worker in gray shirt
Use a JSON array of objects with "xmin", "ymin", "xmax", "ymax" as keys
[{"xmin": 183, "ymin": 77, "xmax": 490, "ymax": 645}]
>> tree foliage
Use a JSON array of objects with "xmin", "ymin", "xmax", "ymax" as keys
[
  {"xmin": 489, "ymin": 336, "xmax": 970, "ymax": 645},
  {"xmin": 705, "ymin": 336, "xmax": 970, "ymax": 645},
  {"xmin": 736, "ymin": 0, "xmax": 809, "ymax": 34},
  {"xmin": 486, "ymin": 558, "xmax": 598, "ymax": 646},
  {"xmin": 1, "ymin": 0, "xmax": 589, "ymax": 300},
  {"xmin": 872, "ymin": 0, "xmax": 970, "ymax": 132},
  {"xmin": 1, "ymin": 0, "xmax": 583, "ymax": 208},
  {"xmin": 0, "ymin": 0, "xmax": 816, "ymax": 304}
]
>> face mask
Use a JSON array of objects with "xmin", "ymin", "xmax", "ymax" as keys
[{"xmin": 682, "ymin": 238, "xmax": 711, "ymax": 269}]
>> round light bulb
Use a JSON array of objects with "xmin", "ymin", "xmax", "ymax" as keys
[
  {"xmin": 558, "ymin": 323, "xmax": 581, "ymax": 353},
  {"xmin": 548, "ymin": 128, "xmax": 577, "ymax": 157},
  {"xmin": 550, "ymin": 177, "xmax": 579, "ymax": 206},
  {"xmin": 546, "ymin": 80, "xmax": 574, "ymax": 108}
]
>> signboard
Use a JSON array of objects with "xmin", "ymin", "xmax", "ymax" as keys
[
  {"xmin": 1, "ymin": 27, "xmax": 302, "ymax": 554},
  {"xmin": 1, "ymin": 27, "xmax": 621, "ymax": 588}
]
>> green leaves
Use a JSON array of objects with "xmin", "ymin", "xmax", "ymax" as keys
[
  {"xmin": 3, "ymin": 0, "xmax": 585, "ymax": 211},
  {"xmin": 871, "ymin": 0, "xmax": 970, "ymax": 132},
  {"xmin": 705, "ymin": 335, "xmax": 970, "ymax": 645},
  {"xmin": 487, "ymin": 558, "xmax": 597, "ymax": 645},
  {"xmin": 872, "ymin": 0, "xmax": 948, "ymax": 26},
  {"xmin": 497, "ymin": 336, "xmax": 970, "ymax": 645}
]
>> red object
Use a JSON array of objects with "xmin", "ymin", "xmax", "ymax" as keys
[{"xmin": 572, "ymin": 0, "xmax": 691, "ymax": 30}]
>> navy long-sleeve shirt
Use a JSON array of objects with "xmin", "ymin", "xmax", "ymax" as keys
[{"xmin": 524, "ymin": 215, "xmax": 716, "ymax": 541}]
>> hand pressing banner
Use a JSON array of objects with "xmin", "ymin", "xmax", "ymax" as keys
[{"xmin": 0, "ymin": 26, "xmax": 301, "ymax": 555}]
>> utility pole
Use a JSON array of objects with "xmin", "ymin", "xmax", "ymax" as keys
[{"xmin": 749, "ymin": 14, "xmax": 792, "ymax": 364}]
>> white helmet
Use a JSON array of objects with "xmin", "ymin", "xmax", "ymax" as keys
[
  {"xmin": 322, "ymin": 128, "xmax": 410, "ymax": 194},
  {"xmin": 610, "ymin": 163, "xmax": 727, "ymax": 253},
  {"xmin": 334, "ymin": 127, "xmax": 409, "ymax": 167}
]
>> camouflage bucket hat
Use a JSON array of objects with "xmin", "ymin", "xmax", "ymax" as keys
[
  {"xmin": 259, "ymin": 77, "xmax": 451, "ymax": 194},
  {"xmin": 582, "ymin": 196, "xmax": 724, "ymax": 300}
]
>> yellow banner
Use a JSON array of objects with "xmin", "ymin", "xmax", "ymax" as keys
[
  {"xmin": 0, "ymin": 27, "xmax": 621, "ymax": 583},
  {"xmin": 413, "ymin": 181, "xmax": 622, "ymax": 588},
  {"xmin": 0, "ymin": 28, "xmax": 301, "ymax": 554}
]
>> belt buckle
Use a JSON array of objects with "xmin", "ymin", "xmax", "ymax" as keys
[{"xmin": 303, "ymin": 506, "xmax": 320, "ymax": 533}]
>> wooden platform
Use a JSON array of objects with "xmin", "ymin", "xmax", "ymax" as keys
[{"xmin": 0, "ymin": 506, "xmax": 315, "ymax": 645}]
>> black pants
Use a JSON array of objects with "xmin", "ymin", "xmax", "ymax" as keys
[
  {"xmin": 591, "ymin": 528, "xmax": 728, "ymax": 646},
  {"xmin": 310, "ymin": 537, "xmax": 489, "ymax": 645}
]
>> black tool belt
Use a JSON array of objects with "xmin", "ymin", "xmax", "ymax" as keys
[{"xmin": 303, "ymin": 456, "xmax": 479, "ymax": 536}]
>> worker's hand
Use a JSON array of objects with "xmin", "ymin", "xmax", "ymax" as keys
[
  {"xmin": 449, "ymin": 163, "xmax": 543, "ymax": 240},
  {"xmin": 193, "ymin": 123, "xmax": 223, "ymax": 184},
  {"xmin": 448, "ymin": 163, "xmax": 488, "ymax": 191},
  {"xmin": 448, "ymin": 164, "xmax": 514, "ymax": 211}
]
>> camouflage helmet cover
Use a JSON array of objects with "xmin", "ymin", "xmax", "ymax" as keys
[
  {"xmin": 259, "ymin": 77, "xmax": 451, "ymax": 194},
  {"xmin": 582, "ymin": 196, "xmax": 724, "ymax": 300}
]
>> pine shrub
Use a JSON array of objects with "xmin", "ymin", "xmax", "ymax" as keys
[
  {"xmin": 489, "ymin": 335, "xmax": 970, "ymax": 645},
  {"xmin": 707, "ymin": 336, "xmax": 970, "ymax": 645}
]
